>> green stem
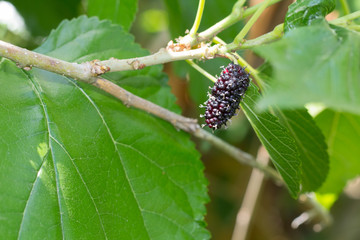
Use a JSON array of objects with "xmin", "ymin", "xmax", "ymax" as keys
[
  {"xmin": 197, "ymin": 0, "xmax": 246, "ymax": 42},
  {"xmin": 339, "ymin": 0, "xmax": 351, "ymax": 15},
  {"xmin": 242, "ymin": 23, "xmax": 284, "ymax": 48},
  {"xmin": 330, "ymin": 10, "xmax": 360, "ymax": 25},
  {"xmin": 186, "ymin": 59, "xmax": 217, "ymax": 83},
  {"xmin": 222, "ymin": 23, "xmax": 284, "ymax": 52},
  {"xmin": 233, "ymin": 0, "xmax": 271, "ymax": 45},
  {"xmin": 213, "ymin": 37, "xmax": 267, "ymax": 90},
  {"xmin": 237, "ymin": 56, "xmax": 266, "ymax": 89},
  {"xmin": 189, "ymin": 0, "xmax": 206, "ymax": 36},
  {"xmin": 242, "ymin": 0, "xmax": 282, "ymax": 18},
  {"xmin": 214, "ymin": 36, "xmax": 259, "ymax": 76},
  {"xmin": 348, "ymin": 24, "xmax": 360, "ymax": 31},
  {"xmin": 195, "ymin": 0, "xmax": 282, "ymax": 44}
]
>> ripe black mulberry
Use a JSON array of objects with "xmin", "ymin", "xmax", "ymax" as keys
[{"xmin": 202, "ymin": 63, "xmax": 250, "ymax": 130}]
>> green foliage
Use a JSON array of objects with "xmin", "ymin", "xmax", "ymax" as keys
[
  {"xmin": 274, "ymin": 108, "xmax": 329, "ymax": 192},
  {"xmin": 257, "ymin": 64, "xmax": 329, "ymax": 192},
  {"xmin": 241, "ymin": 83, "xmax": 301, "ymax": 198},
  {"xmin": 0, "ymin": 16, "xmax": 209, "ymax": 239},
  {"xmin": 87, "ymin": 0, "xmax": 138, "ymax": 31},
  {"xmin": 139, "ymin": 9, "xmax": 168, "ymax": 33},
  {"xmin": 9, "ymin": 0, "xmax": 81, "ymax": 36},
  {"xmin": 284, "ymin": 0, "xmax": 336, "ymax": 31},
  {"xmin": 1, "ymin": 0, "xmax": 360, "ymax": 238},
  {"xmin": 254, "ymin": 22, "xmax": 360, "ymax": 115},
  {"xmin": 315, "ymin": 109, "xmax": 360, "ymax": 194},
  {"xmin": 36, "ymin": 16, "xmax": 146, "ymax": 63}
]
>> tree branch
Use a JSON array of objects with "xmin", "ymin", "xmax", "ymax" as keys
[
  {"xmin": 0, "ymin": 39, "xmax": 280, "ymax": 182},
  {"xmin": 231, "ymin": 146, "xmax": 269, "ymax": 240},
  {"xmin": 96, "ymin": 24, "xmax": 284, "ymax": 73},
  {"xmin": 0, "ymin": 40, "xmax": 95, "ymax": 82},
  {"xmin": 92, "ymin": 76, "xmax": 281, "ymax": 180},
  {"xmin": 179, "ymin": 0, "xmax": 283, "ymax": 47},
  {"xmin": 98, "ymin": 45, "xmax": 219, "ymax": 72},
  {"xmin": 92, "ymin": 77, "xmax": 198, "ymax": 132}
]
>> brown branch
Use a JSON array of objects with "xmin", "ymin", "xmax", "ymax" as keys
[
  {"xmin": 92, "ymin": 77, "xmax": 198, "ymax": 132},
  {"xmin": 231, "ymin": 146, "xmax": 269, "ymax": 240},
  {"xmin": 92, "ymin": 77, "xmax": 281, "ymax": 181},
  {"xmin": 0, "ymin": 40, "xmax": 95, "ymax": 82}
]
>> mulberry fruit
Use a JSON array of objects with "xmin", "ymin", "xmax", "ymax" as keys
[{"xmin": 201, "ymin": 63, "xmax": 250, "ymax": 130}]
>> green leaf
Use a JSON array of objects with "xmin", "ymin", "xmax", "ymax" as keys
[
  {"xmin": 0, "ymin": 16, "xmax": 210, "ymax": 239},
  {"xmin": 274, "ymin": 108, "xmax": 329, "ymax": 192},
  {"xmin": 241, "ymin": 83, "xmax": 301, "ymax": 198},
  {"xmin": 315, "ymin": 109, "xmax": 360, "ymax": 194},
  {"xmin": 257, "ymin": 63, "xmax": 329, "ymax": 191},
  {"xmin": 87, "ymin": 0, "xmax": 138, "ymax": 31},
  {"xmin": 10, "ymin": 0, "xmax": 81, "ymax": 36},
  {"xmin": 36, "ymin": 16, "xmax": 143, "ymax": 62},
  {"xmin": 284, "ymin": 0, "xmax": 335, "ymax": 31},
  {"xmin": 255, "ymin": 22, "xmax": 360, "ymax": 115}
]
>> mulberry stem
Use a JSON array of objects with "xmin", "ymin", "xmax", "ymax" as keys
[
  {"xmin": 186, "ymin": 59, "xmax": 217, "ymax": 83},
  {"xmin": 189, "ymin": 0, "xmax": 206, "ymax": 36},
  {"xmin": 233, "ymin": 0, "xmax": 271, "ymax": 45}
]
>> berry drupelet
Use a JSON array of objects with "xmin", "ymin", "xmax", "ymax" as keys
[{"xmin": 202, "ymin": 63, "xmax": 250, "ymax": 130}]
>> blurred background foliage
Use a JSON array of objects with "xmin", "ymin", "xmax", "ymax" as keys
[{"xmin": 1, "ymin": 0, "xmax": 360, "ymax": 239}]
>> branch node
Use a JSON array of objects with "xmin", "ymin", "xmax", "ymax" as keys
[
  {"xmin": 89, "ymin": 59, "xmax": 111, "ymax": 76},
  {"xmin": 167, "ymin": 40, "xmax": 191, "ymax": 52},
  {"xmin": 23, "ymin": 66, "xmax": 32, "ymax": 71},
  {"xmin": 202, "ymin": 45, "xmax": 218, "ymax": 60},
  {"xmin": 16, "ymin": 62, "xmax": 32, "ymax": 71},
  {"xmin": 173, "ymin": 118, "xmax": 199, "ymax": 133},
  {"xmin": 127, "ymin": 59, "xmax": 146, "ymax": 70}
]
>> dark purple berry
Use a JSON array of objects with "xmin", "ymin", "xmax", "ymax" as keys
[{"xmin": 201, "ymin": 63, "xmax": 250, "ymax": 130}]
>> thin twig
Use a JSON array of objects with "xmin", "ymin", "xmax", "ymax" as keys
[
  {"xmin": 99, "ymin": 45, "xmax": 219, "ymax": 72},
  {"xmin": 233, "ymin": 0, "xmax": 271, "ymax": 45},
  {"xmin": 294, "ymin": 194, "xmax": 333, "ymax": 231},
  {"xmin": 223, "ymin": 23, "xmax": 284, "ymax": 52},
  {"xmin": 97, "ymin": 24, "xmax": 284, "ymax": 73},
  {"xmin": 189, "ymin": 0, "xmax": 206, "ymax": 36},
  {"xmin": 330, "ymin": 10, "xmax": 360, "ymax": 25},
  {"xmin": 213, "ymin": 36, "xmax": 265, "ymax": 88},
  {"xmin": 193, "ymin": 0, "xmax": 247, "ymax": 44},
  {"xmin": 0, "ymin": 40, "xmax": 94, "ymax": 82},
  {"xmin": 339, "ymin": 0, "xmax": 351, "ymax": 15},
  {"xmin": 182, "ymin": 0, "xmax": 283, "ymax": 46},
  {"xmin": 93, "ymin": 77, "xmax": 280, "ymax": 180},
  {"xmin": 92, "ymin": 77, "xmax": 198, "ymax": 132},
  {"xmin": 194, "ymin": 129, "xmax": 282, "ymax": 181},
  {"xmin": 185, "ymin": 59, "xmax": 217, "ymax": 83},
  {"xmin": 231, "ymin": 146, "xmax": 269, "ymax": 240}
]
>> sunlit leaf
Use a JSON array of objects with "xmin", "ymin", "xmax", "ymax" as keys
[
  {"xmin": 284, "ymin": 0, "xmax": 335, "ymax": 31},
  {"xmin": 315, "ymin": 109, "xmax": 360, "ymax": 194},
  {"xmin": 87, "ymin": 0, "xmax": 138, "ymax": 31},
  {"xmin": 0, "ymin": 16, "xmax": 209, "ymax": 239},
  {"xmin": 255, "ymin": 22, "xmax": 360, "ymax": 115}
]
